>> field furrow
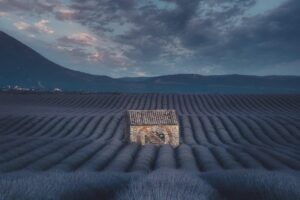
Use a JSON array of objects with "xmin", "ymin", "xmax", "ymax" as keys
[{"xmin": 0, "ymin": 93, "xmax": 299, "ymax": 173}]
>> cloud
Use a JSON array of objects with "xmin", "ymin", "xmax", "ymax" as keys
[
  {"xmin": 34, "ymin": 20, "xmax": 54, "ymax": 34},
  {"xmin": 55, "ymin": 8, "xmax": 76, "ymax": 20},
  {"xmin": 87, "ymin": 51, "xmax": 104, "ymax": 63},
  {"xmin": 0, "ymin": 0, "xmax": 56, "ymax": 14},
  {"xmin": 56, "ymin": 46, "xmax": 89, "ymax": 58},
  {"xmin": 14, "ymin": 19, "xmax": 54, "ymax": 34},
  {"xmin": 111, "ymin": 0, "xmax": 300, "ymax": 75},
  {"xmin": 3, "ymin": 0, "xmax": 300, "ymax": 76},
  {"xmin": 208, "ymin": 0, "xmax": 300, "ymax": 72},
  {"xmin": 0, "ymin": 11, "xmax": 7, "ymax": 17},
  {"xmin": 14, "ymin": 21, "xmax": 31, "ymax": 30},
  {"xmin": 58, "ymin": 32, "xmax": 97, "ymax": 46},
  {"xmin": 57, "ymin": 32, "xmax": 104, "ymax": 62}
]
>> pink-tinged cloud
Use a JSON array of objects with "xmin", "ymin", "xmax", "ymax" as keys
[
  {"xmin": 14, "ymin": 21, "xmax": 31, "ymax": 30},
  {"xmin": 0, "ymin": 12, "xmax": 7, "ymax": 17},
  {"xmin": 59, "ymin": 33, "xmax": 97, "ymax": 46},
  {"xmin": 88, "ymin": 51, "xmax": 104, "ymax": 62},
  {"xmin": 34, "ymin": 20, "xmax": 54, "ymax": 34},
  {"xmin": 55, "ymin": 8, "xmax": 75, "ymax": 20},
  {"xmin": 13, "ymin": 20, "xmax": 54, "ymax": 34}
]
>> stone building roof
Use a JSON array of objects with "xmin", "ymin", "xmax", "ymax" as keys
[{"xmin": 127, "ymin": 110, "xmax": 178, "ymax": 125}]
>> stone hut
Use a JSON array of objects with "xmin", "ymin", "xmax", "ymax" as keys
[{"xmin": 126, "ymin": 110, "xmax": 179, "ymax": 147}]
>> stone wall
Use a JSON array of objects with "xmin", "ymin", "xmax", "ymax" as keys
[{"xmin": 129, "ymin": 125, "xmax": 179, "ymax": 147}]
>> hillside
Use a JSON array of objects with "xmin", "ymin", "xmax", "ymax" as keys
[
  {"xmin": 0, "ymin": 92, "xmax": 299, "ymax": 199},
  {"xmin": 120, "ymin": 74, "xmax": 300, "ymax": 93},
  {"xmin": 0, "ymin": 31, "xmax": 120, "ymax": 91},
  {"xmin": 1, "ymin": 31, "xmax": 300, "ymax": 93}
]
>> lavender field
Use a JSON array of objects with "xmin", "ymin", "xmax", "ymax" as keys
[{"xmin": 0, "ymin": 92, "xmax": 300, "ymax": 200}]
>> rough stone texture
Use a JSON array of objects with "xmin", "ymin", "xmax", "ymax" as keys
[
  {"xmin": 129, "ymin": 125, "xmax": 179, "ymax": 147},
  {"xmin": 127, "ymin": 110, "xmax": 179, "ymax": 147}
]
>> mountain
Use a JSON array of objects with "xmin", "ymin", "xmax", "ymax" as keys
[
  {"xmin": 1, "ymin": 31, "xmax": 300, "ymax": 93},
  {"xmin": 0, "ymin": 31, "xmax": 121, "ymax": 92},
  {"xmin": 127, "ymin": 74, "xmax": 300, "ymax": 93}
]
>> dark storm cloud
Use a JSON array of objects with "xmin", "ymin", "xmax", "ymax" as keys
[
  {"xmin": 68, "ymin": 0, "xmax": 136, "ymax": 32},
  {"xmin": 84, "ymin": 1, "xmax": 251, "ymax": 49},
  {"xmin": 208, "ymin": 0, "xmax": 300, "ymax": 72},
  {"xmin": 57, "ymin": 0, "xmax": 299, "ymax": 75},
  {"xmin": 105, "ymin": 0, "xmax": 258, "ymax": 67},
  {"xmin": 0, "ymin": 0, "xmax": 56, "ymax": 14}
]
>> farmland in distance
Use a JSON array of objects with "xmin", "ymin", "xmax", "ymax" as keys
[{"xmin": 0, "ymin": 92, "xmax": 299, "ymax": 173}]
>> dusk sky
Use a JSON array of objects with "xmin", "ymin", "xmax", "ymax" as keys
[{"xmin": 0, "ymin": 0, "xmax": 299, "ymax": 77}]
